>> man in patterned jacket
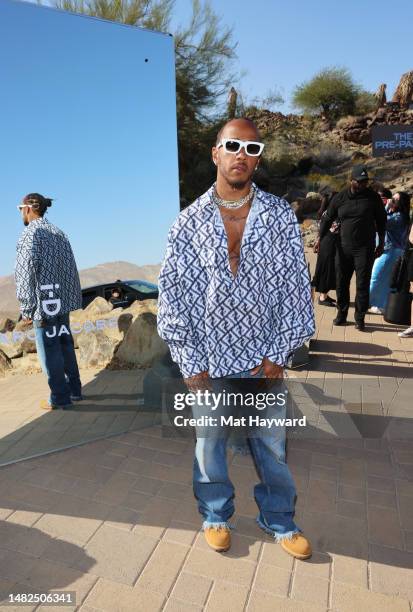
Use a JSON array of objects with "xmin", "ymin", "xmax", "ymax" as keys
[
  {"xmin": 15, "ymin": 193, "xmax": 83, "ymax": 410},
  {"xmin": 158, "ymin": 119, "xmax": 315, "ymax": 558}
]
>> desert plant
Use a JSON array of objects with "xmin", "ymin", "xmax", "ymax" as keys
[
  {"xmin": 292, "ymin": 67, "xmax": 359, "ymax": 120},
  {"xmin": 354, "ymin": 90, "xmax": 377, "ymax": 115},
  {"xmin": 306, "ymin": 173, "xmax": 345, "ymax": 194},
  {"xmin": 246, "ymin": 88, "xmax": 285, "ymax": 111},
  {"xmin": 51, "ymin": 0, "xmax": 173, "ymax": 28},
  {"xmin": 260, "ymin": 138, "xmax": 298, "ymax": 177}
]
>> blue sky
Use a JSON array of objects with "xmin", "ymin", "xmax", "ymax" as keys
[
  {"xmin": 2, "ymin": 0, "xmax": 412, "ymax": 276},
  {"xmin": 0, "ymin": 0, "xmax": 179, "ymax": 276},
  {"xmin": 173, "ymin": 0, "xmax": 413, "ymax": 113}
]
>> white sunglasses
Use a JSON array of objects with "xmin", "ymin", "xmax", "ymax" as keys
[
  {"xmin": 217, "ymin": 138, "xmax": 264, "ymax": 157},
  {"xmin": 17, "ymin": 204, "xmax": 33, "ymax": 210}
]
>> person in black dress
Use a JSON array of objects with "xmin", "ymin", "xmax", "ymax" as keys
[{"xmin": 312, "ymin": 192, "xmax": 338, "ymax": 306}]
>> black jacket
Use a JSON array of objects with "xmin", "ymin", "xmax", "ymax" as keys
[{"xmin": 319, "ymin": 187, "xmax": 387, "ymax": 249}]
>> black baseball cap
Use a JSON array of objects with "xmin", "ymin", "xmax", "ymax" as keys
[{"xmin": 351, "ymin": 165, "xmax": 369, "ymax": 181}]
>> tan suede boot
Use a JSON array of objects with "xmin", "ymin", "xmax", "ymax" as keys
[
  {"xmin": 280, "ymin": 533, "xmax": 312, "ymax": 560},
  {"xmin": 204, "ymin": 527, "xmax": 231, "ymax": 552}
]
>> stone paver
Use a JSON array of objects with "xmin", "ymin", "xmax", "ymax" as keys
[
  {"xmin": 0, "ymin": 369, "xmax": 150, "ymax": 466},
  {"xmin": 0, "ymin": 250, "xmax": 412, "ymax": 610}
]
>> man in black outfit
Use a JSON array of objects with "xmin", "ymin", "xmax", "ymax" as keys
[{"xmin": 320, "ymin": 166, "xmax": 387, "ymax": 331}]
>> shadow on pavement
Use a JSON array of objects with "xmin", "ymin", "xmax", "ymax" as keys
[{"xmin": 0, "ymin": 521, "xmax": 95, "ymax": 605}]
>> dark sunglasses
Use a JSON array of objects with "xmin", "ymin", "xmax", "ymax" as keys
[{"xmin": 217, "ymin": 138, "xmax": 264, "ymax": 157}]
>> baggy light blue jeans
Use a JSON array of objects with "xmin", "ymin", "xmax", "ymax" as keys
[
  {"xmin": 370, "ymin": 247, "xmax": 403, "ymax": 310},
  {"xmin": 192, "ymin": 369, "xmax": 299, "ymax": 541},
  {"xmin": 34, "ymin": 313, "xmax": 82, "ymax": 407}
]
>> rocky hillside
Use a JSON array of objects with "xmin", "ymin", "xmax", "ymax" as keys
[
  {"xmin": 244, "ymin": 104, "xmax": 413, "ymax": 252},
  {"xmin": 246, "ymin": 105, "xmax": 413, "ymax": 199}
]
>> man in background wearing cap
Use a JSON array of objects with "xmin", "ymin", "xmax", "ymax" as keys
[
  {"xmin": 15, "ymin": 193, "xmax": 83, "ymax": 409},
  {"xmin": 320, "ymin": 166, "xmax": 387, "ymax": 330}
]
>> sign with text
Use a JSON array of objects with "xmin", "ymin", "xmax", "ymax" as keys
[{"xmin": 372, "ymin": 124, "xmax": 413, "ymax": 156}]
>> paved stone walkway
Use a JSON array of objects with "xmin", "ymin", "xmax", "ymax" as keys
[
  {"xmin": 0, "ymin": 251, "xmax": 412, "ymax": 611},
  {"xmin": 0, "ymin": 369, "xmax": 154, "ymax": 465}
]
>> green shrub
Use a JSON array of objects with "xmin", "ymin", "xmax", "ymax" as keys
[
  {"xmin": 293, "ymin": 67, "xmax": 359, "ymax": 119},
  {"xmin": 354, "ymin": 90, "xmax": 377, "ymax": 115}
]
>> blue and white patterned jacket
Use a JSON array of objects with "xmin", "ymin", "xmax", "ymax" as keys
[
  {"xmin": 157, "ymin": 184, "xmax": 315, "ymax": 378},
  {"xmin": 15, "ymin": 218, "xmax": 82, "ymax": 321}
]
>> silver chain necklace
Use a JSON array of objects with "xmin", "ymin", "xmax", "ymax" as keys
[{"xmin": 212, "ymin": 183, "xmax": 255, "ymax": 209}]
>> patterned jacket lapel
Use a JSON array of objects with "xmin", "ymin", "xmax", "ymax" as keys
[
  {"xmin": 240, "ymin": 187, "xmax": 273, "ymax": 262},
  {"xmin": 191, "ymin": 184, "xmax": 274, "ymax": 270}
]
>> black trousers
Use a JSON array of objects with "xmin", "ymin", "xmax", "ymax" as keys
[{"xmin": 335, "ymin": 244, "xmax": 375, "ymax": 322}]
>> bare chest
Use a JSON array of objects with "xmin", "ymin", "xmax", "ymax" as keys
[{"xmin": 219, "ymin": 209, "xmax": 250, "ymax": 276}]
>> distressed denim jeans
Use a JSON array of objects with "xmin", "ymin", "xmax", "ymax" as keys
[
  {"xmin": 369, "ymin": 247, "xmax": 403, "ymax": 310},
  {"xmin": 34, "ymin": 313, "xmax": 82, "ymax": 407},
  {"xmin": 192, "ymin": 369, "xmax": 299, "ymax": 541}
]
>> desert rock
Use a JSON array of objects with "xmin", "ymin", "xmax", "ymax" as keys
[
  {"xmin": 0, "ymin": 349, "xmax": 12, "ymax": 377},
  {"xmin": 114, "ymin": 312, "xmax": 168, "ymax": 367},
  {"xmin": 0, "ymin": 318, "xmax": 15, "ymax": 333},
  {"xmin": 83, "ymin": 297, "xmax": 113, "ymax": 315},
  {"xmin": 4, "ymin": 320, "xmax": 37, "ymax": 357},
  {"xmin": 10, "ymin": 353, "xmax": 42, "ymax": 375},
  {"xmin": 293, "ymin": 197, "xmax": 322, "ymax": 222},
  {"xmin": 77, "ymin": 330, "xmax": 120, "ymax": 368}
]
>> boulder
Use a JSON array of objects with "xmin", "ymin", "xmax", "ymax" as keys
[
  {"xmin": 74, "ymin": 301, "xmax": 159, "ymax": 369},
  {"xmin": 83, "ymin": 297, "xmax": 113, "ymax": 316},
  {"xmin": 292, "ymin": 197, "xmax": 321, "ymax": 222},
  {"xmin": 117, "ymin": 313, "xmax": 133, "ymax": 335},
  {"xmin": 3, "ymin": 320, "xmax": 37, "ymax": 357},
  {"xmin": 77, "ymin": 330, "xmax": 120, "ymax": 368},
  {"xmin": 114, "ymin": 312, "xmax": 168, "ymax": 367},
  {"xmin": 1, "ymin": 343, "xmax": 23, "ymax": 360},
  {"xmin": 110, "ymin": 307, "xmax": 124, "ymax": 319},
  {"xmin": 374, "ymin": 108, "xmax": 387, "ymax": 121},
  {"xmin": 343, "ymin": 128, "xmax": 371, "ymax": 145},
  {"xmin": 0, "ymin": 318, "xmax": 16, "ymax": 333},
  {"xmin": 0, "ymin": 298, "xmax": 163, "ymax": 372},
  {"xmin": 0, "ymin": 349, "xmax": 12, "ymax": 377},
  {"xmin": 69, "ymin": 299, "xmax": 157, "ymax": 358},
  {"xmin": 70, "ymin": 306, "xmax": 122, "ymax": 349},
  {"xmin": 20, "ymin": 337, "xmax": 37, "ymax": 354},
  {"xmin": 10, "ymin": 353, "xmax": 42, "ymax": 375},
  {"xmin": 345, "ymin": 116, "xmax": 368, "ymax": 129},
  {"xmin": 122, "ymin": 299, "xmax": 158, "ymax": 316}
]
